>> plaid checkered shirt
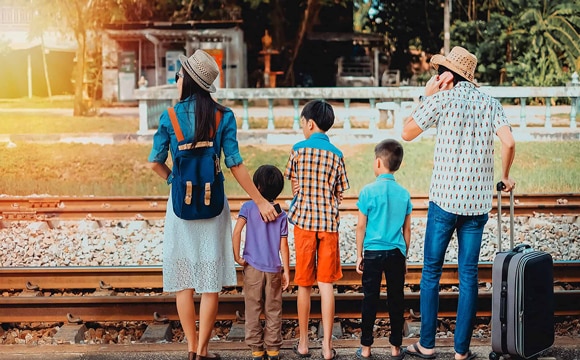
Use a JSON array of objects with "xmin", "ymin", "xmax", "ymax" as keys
[{"xmin": 285, "ymin": 133, "xmax": 350, "ymax": 232}]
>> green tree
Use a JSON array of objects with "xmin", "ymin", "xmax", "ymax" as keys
[
  {"xmin": 353, "ymin": 0, "xmax": 372, "ymax": 33},
  {"xmin": 371, "ymin": 0, "xmax": 444, "ymax": 80},
  {"xmin": 27, "ymin": 0, "xmax": 127, "ymax": 115},
  {"xmin": 452, "ymin": 0, "xmax": 580, "ymax": 86},
  {"xmin": 243, "ymin": 0, "xmax": 348, "ymax": 86},
  {"xmin": 506, "ymin": 0, "xmax": 580, "ymax": 85}
]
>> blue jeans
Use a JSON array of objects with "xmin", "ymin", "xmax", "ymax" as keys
[
  {"xmin": 419, "ymin": 202, "xmax": 488, "ymax": 355},
  {"xmin": 360, "ymin": 249, "xmax": 406, "ymax": 348}
]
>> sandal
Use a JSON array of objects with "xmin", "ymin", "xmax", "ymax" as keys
[
  {"xmin": 355, "ymin": 347, "xmax": 372, "ymax": 359},
  {"xmin": 391, "ymin": 346, "xmax": 404, "ymax": 360},
  {"xmin": 195, "ymin": 353, "xmax": 221, "ymax": 360},
  {"xmin": 405, "ymin": 343, "xmax": 436, "ymax": 359},
  {"xmin": 292, "ymin": 342, "xmax": 311, "ymax": 358},
  {"xmin": 321, "ymin": 348, "xmax": 338, "ymax": 360},
  {"xmin": 455, "ymin": 350, "xmax": 476, "ymax": 360}
]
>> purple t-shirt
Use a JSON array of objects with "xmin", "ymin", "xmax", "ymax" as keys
[{"xmin": 239, "ymin": 200, "xmax": 288, "ymax": 273}]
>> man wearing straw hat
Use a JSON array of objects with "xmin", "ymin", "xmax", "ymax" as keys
[{"xmin": 401, "ymin": 46, "xmax": 516, "ymax": 360}]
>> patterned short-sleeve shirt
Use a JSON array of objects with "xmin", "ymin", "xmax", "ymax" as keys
[
  {"xmin": 284, "ymin": 133, "xmax": 350, "ymax": 232},
  {"xmin": 412, "ymin": 82, "xmax": 510, "ymax": 215}
]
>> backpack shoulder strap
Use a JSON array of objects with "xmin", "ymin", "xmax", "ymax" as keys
[
  {"xmin": 167, "ymin": 107, "xmax": 185, "ymax": 142},
  {"xmin": 210, "ymin": 110, "xmax": 222, "ymax": 140}
]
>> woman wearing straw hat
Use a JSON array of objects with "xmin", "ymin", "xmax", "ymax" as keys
[
  {"xmin": 148, "ymin": 49, "xmax": 278, "ymax": 360},
  {"xmin": 401, "ymin": 46, "xmax": 516, "ymax": 360}
]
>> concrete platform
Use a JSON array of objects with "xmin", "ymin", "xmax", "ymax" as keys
[{"xmin": 1, "ymin": 338, "xmax": 579, "ymax": 360}]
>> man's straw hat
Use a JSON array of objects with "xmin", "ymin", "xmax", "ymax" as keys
[
  {"xmin": 430, "ymin": 46, "xmax": 479, "ymax": 86},
  {"xmin": 179, "ymin": 49, "xmax": 219, "ymax": 93}
]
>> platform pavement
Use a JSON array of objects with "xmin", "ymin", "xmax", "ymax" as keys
[{"xmin": 1, "ymin": 338, "xmax": 579, "ymax": 360}]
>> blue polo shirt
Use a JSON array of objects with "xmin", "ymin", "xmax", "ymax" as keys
[{"xmin": 357, "ymin": 173, "xmax": 412, "ymax": 255}]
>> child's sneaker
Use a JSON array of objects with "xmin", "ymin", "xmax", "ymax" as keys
[
  {"xmin": 252, "ymin": 350, "xmax": 266, "ymax": 360},
  {"xmin": 266, "ymin": 350, "xmax": 280, "ymax": 360}
]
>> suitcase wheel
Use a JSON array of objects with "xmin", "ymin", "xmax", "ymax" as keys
[{"xmin": 489, "ymin": 352, "xmax": 500, "ymax": 360}]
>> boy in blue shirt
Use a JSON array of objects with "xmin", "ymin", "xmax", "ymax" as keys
[
  {"xmin": 232, "ymin": 165, "xmax": 290, "ymax": 360},
  {"xmin": 355, "ymin": 139, "xmax": 412, "ymax": 360}
]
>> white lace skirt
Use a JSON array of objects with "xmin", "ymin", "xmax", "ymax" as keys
[{"xmin": 162, "ymin": 190, "xmax": 237, "ymax": 293}]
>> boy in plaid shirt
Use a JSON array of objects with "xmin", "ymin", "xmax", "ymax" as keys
[{"xmin": 285, "ymin": 100, "xmax": 349, "ymax": 360}]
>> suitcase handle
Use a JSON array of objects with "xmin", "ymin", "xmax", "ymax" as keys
[
  {"xmin": 496, "ymin": 181, "xmax": 514, "ymax": 252},
  {"xmin": 513, "ymin": 244, "xmax": 531, "ymax": 253}
]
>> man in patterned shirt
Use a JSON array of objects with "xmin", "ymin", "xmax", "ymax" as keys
[
  {"xmin": 401, "ymin": 47, "xmax": 516, "ymax": 360},
  {"xmin": 285, "ymin": 100, "xmax": 349, "ymax": 360}
]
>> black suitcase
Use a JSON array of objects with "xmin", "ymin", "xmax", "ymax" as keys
[{"xmin": 490, "ymin": 183, "xmax": 554, "ymax": 360}]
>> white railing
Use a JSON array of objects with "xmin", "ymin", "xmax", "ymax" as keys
[{"xmin": 134, "ymin": 82, "xmax": 580, "ymax": 134}]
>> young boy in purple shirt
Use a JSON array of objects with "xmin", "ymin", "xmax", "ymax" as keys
[{"xmin": 232, "ymin": 165, "xmax": 290, "ymax": 360}]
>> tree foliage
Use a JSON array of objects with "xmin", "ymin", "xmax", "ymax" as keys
[
  {"xmin": 22, "ymin": 0, "xmax": 580, "ymax": 104},
  {"xmin": 452, "ymin": 0, "xmax": 580, "ymax": 86},
  {"xmin": 242, "ymin": 0, "xmax": 348, "ymax": 86},
  {"xmin": 28, "ymin": 0, "xmax": 131, "ymax": 115}
]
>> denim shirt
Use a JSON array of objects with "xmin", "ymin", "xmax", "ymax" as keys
[{"xmin": 148, "ymin": 97, "xmax": 243, "ymax": 171}]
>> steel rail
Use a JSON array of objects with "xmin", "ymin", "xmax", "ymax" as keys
[
  {"xmin": 1, "ymin": 262, "xmax": 579, "ymax": 291},
  {"xmin": 0, "ymin": 263, "xmax": 578, "ymax": 323},
  {"xmin": 0, "ymin": 290, "xmax": 578, "ymax": 323},
  {"xmin": 1, "ymin": 194, "xmax": 579, "ymax": 220}
]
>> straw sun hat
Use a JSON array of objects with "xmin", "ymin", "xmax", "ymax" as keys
[
  {"xmin": 430, "ymin": 46, "xmax": 479, "ymax": 86},
  {"xmin": 179, "ymin": 49, "xmax": 219, "ymax": 93}
]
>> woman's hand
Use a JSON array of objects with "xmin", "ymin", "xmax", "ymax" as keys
[
  {"xmin": 257, "ymin": 199, "xmax": 278, "ymax": 222},
  {"xmin": 230, "ymin": 163, "xmax": 278, "ymax": 222}
]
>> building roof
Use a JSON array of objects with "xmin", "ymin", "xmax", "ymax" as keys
[{"xmin": 103, "ymin": 21, "xmax": 241, "ymax": 42}]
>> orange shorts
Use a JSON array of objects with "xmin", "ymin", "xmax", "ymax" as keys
[{"xmin": 293, "ymin": 226, "xmax": 343, "ymax": 286}]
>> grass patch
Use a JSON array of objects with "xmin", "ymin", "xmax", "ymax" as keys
[
  {"xmin": 0, "ymin": 141, "xmax": 578, "ymax": 196},
  {"xmin": 0, "ymin": 97, "xmax": 75, "ymax": 109},
  {"xmin": 0, "ymin": 112, "xmax": 138, "ymax": 134},
  {"xmin": 243, "ymin": 116, "xmax": 295, "ymax": 129}
]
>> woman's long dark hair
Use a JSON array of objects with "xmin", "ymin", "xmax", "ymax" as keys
[{"xmin": 180, "ymin": 71, "xmax": 225, "ymax": 144}]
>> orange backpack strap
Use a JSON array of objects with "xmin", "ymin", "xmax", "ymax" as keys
[
  {"xmin": 169, "ymin": 107, "xmax": 222, "ymax": 143},
  {"xmin": 167, "ymin": 107, "xmax": 185, "ymax": 142},
  {"xmin": 210, "ymin": 110, "xmax": 222, "ymax": 139}
]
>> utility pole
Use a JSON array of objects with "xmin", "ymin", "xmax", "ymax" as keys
[{"xmin": 444, "ymin": 0, "xmax": 451, "ymax": 55}]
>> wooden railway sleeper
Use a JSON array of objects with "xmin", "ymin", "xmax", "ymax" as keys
[
  {"xmin": 141, "ymin": 313, "xmax": 173, "ymax": 343},
  {"xmin": 402, "ymin": 309, "xmax": 423, "ymax": 337},
  {"xmin": 226, "ymin": 310, "xmax": 247, "ymax": 341}
]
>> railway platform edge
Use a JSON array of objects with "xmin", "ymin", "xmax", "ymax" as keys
[{"xmin": 1, "ymin": 337, "xmax": 578, "ymax": 360}]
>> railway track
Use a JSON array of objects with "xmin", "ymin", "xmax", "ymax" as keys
[
  {"xmin": 0, "ymin": 193, "xmax": 579, "ymax": 220},
  {"xmin": 1, "ymin": 263, "xmax": 578, "ymax": 323}
]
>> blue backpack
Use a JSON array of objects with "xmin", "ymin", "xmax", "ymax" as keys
[{"xmin": 167, "ymin": 107, "xmax": 225, "ymax": 220}]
